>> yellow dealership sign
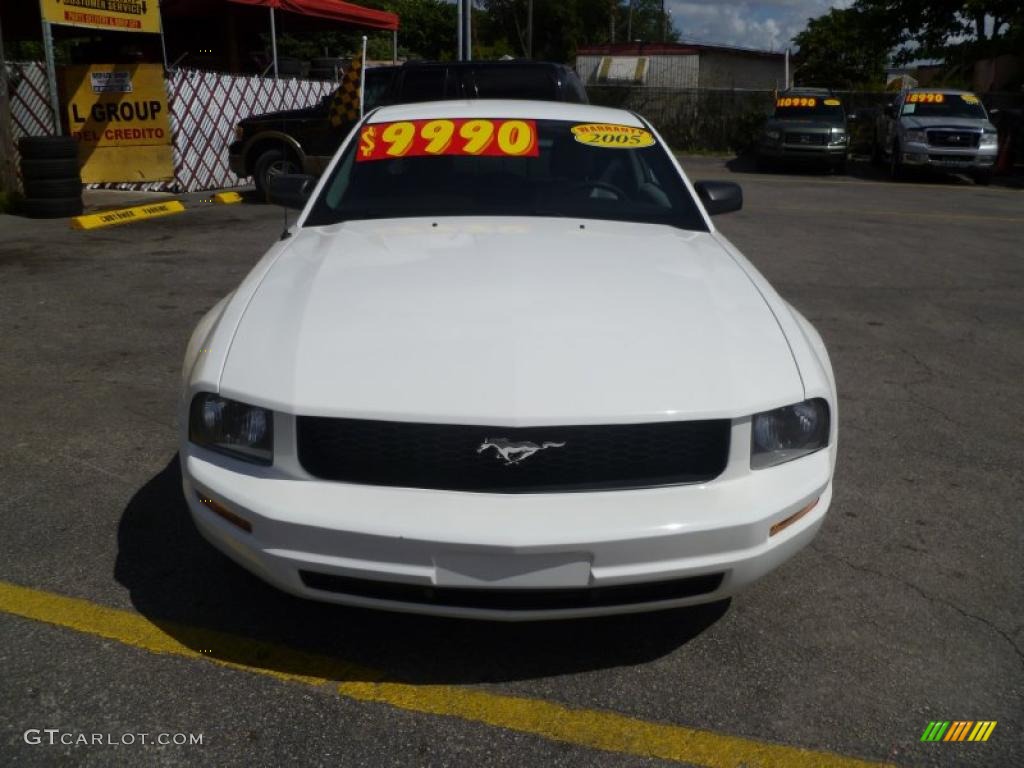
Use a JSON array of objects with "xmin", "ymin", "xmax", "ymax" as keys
[
  {"xmin": 64, "ymin": 64, "xmax": 174, "ymax": 183},
  {"xmin": 40, "ymin": 0, "xmax": 162, "ymax": 34}
]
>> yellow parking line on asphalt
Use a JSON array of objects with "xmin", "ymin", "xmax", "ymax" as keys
[
  {"xmin": 0, "ymin": 580, "xmax": 894, "ymax": 768},
  {"xmin": 70, "ymin": 201, "xmax": 186, "ymax": 230}
]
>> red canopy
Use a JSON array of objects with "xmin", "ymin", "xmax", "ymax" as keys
[{"xmin": 227, "ymin": 0, "xmax": 399, "ymax": 31}]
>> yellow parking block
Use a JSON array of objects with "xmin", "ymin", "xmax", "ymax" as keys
[
  {"xmin": 213, "ymin": 191, "xmax": 244, "ymax": 205},
  {"xmin": 71, "ymin": 201, "xmax": 186, "ymax": 230}
]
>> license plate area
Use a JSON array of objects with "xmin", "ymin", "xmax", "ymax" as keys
[{"xmin": 434, "ymin": 552, "xmax": 592, "ymax": 588}]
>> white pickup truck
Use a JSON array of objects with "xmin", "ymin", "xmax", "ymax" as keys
[{"xmin": 873, "ymin": 88, "xmax": 999, "ymax": 184}]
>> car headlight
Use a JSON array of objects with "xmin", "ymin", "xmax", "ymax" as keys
[
  {"xmin": 234, "ymin": 124, "xmax": 245, "ymax": 141},
  {"xmin": 904, "ymin": 130, "xmax": 927, "ymax": 144},
  {"xmin": 764, "ymin": 129, "xmax": 780, "ymax": 141},
  {"xmin": 189, "ymin": 393, "xmax": 273, "ymax": 464},
  {"xmin": 751, "ymin": 398, "xmax": 830, "ymax": 469},
  {"xmin": 829, "ymin": 128, "xmax": 847, "ymax": 144},
  {"xmin": 980, "ymin": 131, "xmax": 998, "ymax": 147}
]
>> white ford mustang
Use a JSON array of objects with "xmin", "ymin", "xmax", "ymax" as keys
[{"xmin": 180, "ymin": 100, "xmax": 837, "ymax": 620}]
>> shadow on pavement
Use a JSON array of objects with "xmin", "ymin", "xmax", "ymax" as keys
[
  {"xmin": 723, "ymin": 152, "xmax": 1013, "ymax": 188},
  {"xmin": 114, "ymin": 456, "xmax": 728, "ymax": 685}
]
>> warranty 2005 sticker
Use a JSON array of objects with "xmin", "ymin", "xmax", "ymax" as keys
[{"xmin": 572, "ymin": 123, "xmax": 655, "ymax": 149}]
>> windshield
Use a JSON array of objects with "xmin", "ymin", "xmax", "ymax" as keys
[
  {"xmin": 901, "ymin": 93, "xmax": 987, "ymax": 119},
  {"xmin": 773, "ymin": 96, "xmax": 844, "ymax": 120},
  {"xmin": 304, "ymin": 118, "xmax": 707, "ymax": 231}
]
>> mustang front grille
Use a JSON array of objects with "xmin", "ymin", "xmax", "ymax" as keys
[{"xmin": 296, "ymin": 417, "xmax": 731, "ymax": 493}]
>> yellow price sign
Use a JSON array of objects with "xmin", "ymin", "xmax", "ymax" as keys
[
  {"xmin": 357, "ymin": 118, "xmax": 538, "ymax": 161},
  {"xmin": 907, "ymin": 92, "xmax": 945, "ymax": 104},
  {"xmin": 570, "ymin": 123, "xmax": 655, "ymax": 148},
  {"xmin": 776, "ymin": 97, "xmax": 818, "ymax": 108}
]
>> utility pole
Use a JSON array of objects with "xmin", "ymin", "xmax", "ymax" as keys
[
  {"xmin": 610, "ymin": 0, "xmax": 616, "ymax": 44},
  {"xmin": 527, "ymin": 0, "xmax": 533, "ymax": 59},
  {"xmin": 457, "ymin": 0, "xmax": 463, "ymax": 61},
  {"xmin": 460, "ymin": 0, "xmax": 472, "ymax": 61},
  {"xmin": 627, "ymin": 1, "xmax": 633, "ymax": 43}
]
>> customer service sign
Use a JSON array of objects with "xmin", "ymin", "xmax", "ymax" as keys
[
  {"xmin": 63, "ymin": 64, "xmax": 174, "ymax": 182},
  {"xmin": 40, "ymin": 0, "xmax": 162, "ymax": 34}
]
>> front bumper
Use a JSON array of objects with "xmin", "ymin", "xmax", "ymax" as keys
[
  {"xmin": 180, "ymin": 426, "xmax": 834, "ymax": 620},
  {"xmin": 758, "ymin": 143, "xmax": 847, "ymax": 162},
  {"xmin": 899, "ymin": 142, "xmax": 997, "ymax": 169}
]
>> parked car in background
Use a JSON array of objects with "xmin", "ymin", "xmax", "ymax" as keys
[
  {"xmin": 872, "ymin": 88, "xmax": 999, "ymax": 184},
  {"xmin": 229, "ymin": 65, "xmax": 398, "ymax": 195},
  {"xmin": 756, "ymin": 88, "xmax": 850, "ymax": 173},
  {"xmin": 229, "ymin": 60, "xmax": 589, "ymax": 194}
]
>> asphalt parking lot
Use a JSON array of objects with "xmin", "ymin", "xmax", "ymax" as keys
[{"xmin": 1, "ymin": 158, "xmax": 1021, "ymax": 767}]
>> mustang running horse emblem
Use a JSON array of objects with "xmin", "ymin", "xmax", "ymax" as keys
[{"xmin": 477, "ymin": 438, "xmax": 567, "ymax": 466}]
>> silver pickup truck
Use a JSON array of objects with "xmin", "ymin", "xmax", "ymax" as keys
[{"xmin": 873, "ymin": 88, "xmax": 998, "ymax": 184}]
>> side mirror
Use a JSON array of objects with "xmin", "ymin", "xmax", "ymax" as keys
[
  {"xmin": 847, "ymin": 112, "xmax": 858, "ymax": 123},
  {"xmin": 884, "ymin": 104, "xmax": 896, "ymax": 118},
  {"xmin": 267, "ymin": 173, "xmax": 315, "ymax": 209},
  {"xmin": 695, "ymin": 181, "xmax": 742, "ymax": 216}
]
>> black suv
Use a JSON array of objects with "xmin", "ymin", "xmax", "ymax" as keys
[
  {"xmin": 756, "ymin": 88, "xmax": 850, "ymax": 173},
  {"xmin": 230, "ymin": 60, "xmax": 588, "ymax": 194}
]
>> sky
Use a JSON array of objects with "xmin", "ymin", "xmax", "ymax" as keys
[{"xmin": 665, "ymin": 0, "xmax": 854, "ymax": 52}]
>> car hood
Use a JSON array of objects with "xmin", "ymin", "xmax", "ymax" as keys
[
  {"xmin": 219, "ymin": 218, "xmax": 804, "ymax": 424},
  {"xmin": 900, "ymin": 115, "xmax": 994, "ymax": 131}
]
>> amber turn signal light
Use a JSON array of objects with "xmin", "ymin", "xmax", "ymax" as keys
[
  {"xmin": 769, "ymin": 497, "xmax": 819, "ymax": 537},
  {"xmin": 197, "ymin": 493, "xmax": 253, "ymax": 533}
]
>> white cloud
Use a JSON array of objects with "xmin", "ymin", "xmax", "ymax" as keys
[{"xmin": 667, "ymin": 1, "xmax": 853, "ymax": 52}]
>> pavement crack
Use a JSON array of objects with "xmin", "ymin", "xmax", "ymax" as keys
[{"xmin": 812, "ymin": 544, "xmax": 1024, "ymax": 667}]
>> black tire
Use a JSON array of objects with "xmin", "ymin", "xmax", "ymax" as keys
[
  {"xmin": 755, "ymin": 155, "xmax": 775, "ymax": 173},
  {"xmin": 18, "ymin": 135, "xmax": 78, "ymax": 160},
  {"xmin": 20, "ymin": 196, "xmax": 84, "ymax": 219},
  {"xmin": 832, "ymin": 157, "xmax": 848, "ymax": 175},
  {"xmin": 972, "ymin": 171, "xmax": 992, "ymax": 186},
  {"xmin": 252, "ymin": 148, "xmax": 301, "ymax": 199},
  {"xmin": 22, "ymin": 177, "xmax": 83, "ymax": 199},
  {"xmin": 20, "ymin": 157, "xmax": 81, "ymax": 181}
]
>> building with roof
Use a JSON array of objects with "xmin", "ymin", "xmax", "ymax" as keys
[{"xmin": 576, "ymin": 42, "xmax": 787, "ymax": 90}]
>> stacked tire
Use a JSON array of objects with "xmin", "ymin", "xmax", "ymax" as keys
[{"xmin": 18, "ymin": 136, "xmax": 84, "ymax": 219}]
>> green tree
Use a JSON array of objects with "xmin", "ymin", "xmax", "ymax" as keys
[
  {"xmin": 389, "ymin": 0, "xmax": 458, "ymax": 60},
  {"xmin": 479, "ymin": 1, "xmax": 676, "ymax": 62},
  {"xmin": 853, "ymin": 1, "xmax": 1022, "ymax": 64},
  {"xmin": 617, "ymin": 0, "xmax": 678, "ymax": 44},
  {"xmin": 792, "ymin": 7, "xmax": 890, "ymax": 88},
  {"xmin": 480, "ymin": 0, "xmax": 613, "ymax": 61},
  {"xmin": 271, "ymin": 1, "xmax": 458, "ymax": 62}
]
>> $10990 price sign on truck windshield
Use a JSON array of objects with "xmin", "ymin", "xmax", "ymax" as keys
[{"xmin": 357, "ymin": 118, "xmax": 539, "ymax": 161}]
